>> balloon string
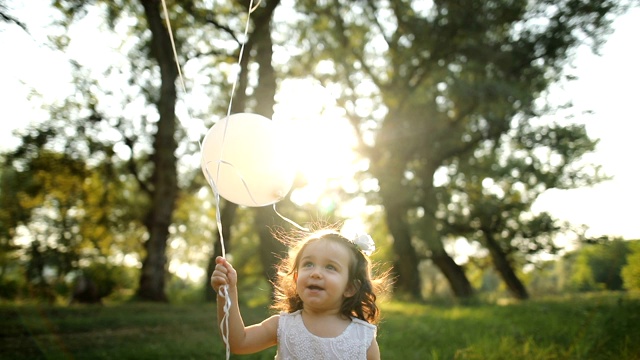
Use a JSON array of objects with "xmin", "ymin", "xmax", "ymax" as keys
[
  {"xmin": 213, "ymin": 1, "xmax": 260, "ymax": 237},
  {"xmin": 218, "ymin": 285, "xmax": 232, "ymax": 360},
  {"xmin": 219, "ymin": 0, "xmax": 261, "ymax": 169},
  {"xmin": 206, "ymin": 163, "xmax": 307, "ymax": 231},
  {"xmin": 158, "ymin": 0, "xmax": 230, "ymax": 256},
  {"xmin": 158, "ymin": 2, "xmax": 258, "ymax": 360},
  {"xmin": 160, "ymin": 0, "xmax": 192, "ymax": 122},
  {"xmin": 250, "ymin": 0, "xmax": 263, "ymax": 13},
  {"xmin": 212, "ymin": 1, "xmax": 257, "ymax": 357},
  {"xmin": 273, "ymin": 204, "xmax": 309, "ymax": 232},
  {"xmin": 206, "ymin": 1, "xmax": 258, "ymax": 358},
  {"xmin": 159, "ymin": 1, "xmax": 300, "ymax": 356},
  {"xmin": 225, "ymin": 0, "xmax": 262, "ymax": 117},
  {"xmin": 203, "ymin": 158, "xmax": 262, "ymax": 207}
]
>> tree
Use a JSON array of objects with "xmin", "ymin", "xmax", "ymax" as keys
[
  {"xmin": 0, "ymin": 0, "xmax": 26, "ymax": 30},
  {"xmin": 284, "ymin": 0, "xmax": 626, "ymax": 299},
  {"xmin": 198, "ymin": 0, "xmax": 286, "ymax": 301},
  {"xmin": 1, "ymin": 133, "xmax": 144, "ymax": 300},
  {"xmin": 621, "ymin": 241, "xmax": 640, "ymax": 291},
  {"xmin": 0, "ymin": 162, "xmax": 28, "ymax": 289},
  {"xmin": 2, "ymin": 0, "xmax": 201, "ymax": 301},
  {"xmin": 38, "ymin": 0, "xmax": 287, "ymax": 301},
  {"xmin": 571, "ymin": 238, "xmax": 631, "ymax": 291},
  {"xmin": 9, "ymin": 0, "xmax": 289, "ymax": 302},
  {"xmin": 0, "ymin": 147, "xmax": 88, "ymax": 300},
  {"xmin": 4, "ymin": 0, "xmax": 630, "ymax": 303},
  {"xmin": 117, "ymin": 0, "xmax": 179, "ymax": 302},
  {"xmin": 440, "ymin": 121, "xmax": 604, "ymax": 299}
]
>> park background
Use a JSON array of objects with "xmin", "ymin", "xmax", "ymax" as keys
[{"xmin": 1, "ymin": 0, "xmax": 639, "ymax": 358}]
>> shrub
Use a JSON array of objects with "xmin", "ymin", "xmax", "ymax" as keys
[{"xmin": 622, "ymin": 243, "xmax": 640, "ymax": 291}]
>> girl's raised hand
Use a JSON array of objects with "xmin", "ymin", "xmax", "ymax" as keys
[{"xmin": 210, "ymin": 256, "xmax": 238, "ymax": 292}]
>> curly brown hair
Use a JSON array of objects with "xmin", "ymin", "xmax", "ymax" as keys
[{"xmin": 271, "ymin": 228, "xmax": 386, "ymax": 324}]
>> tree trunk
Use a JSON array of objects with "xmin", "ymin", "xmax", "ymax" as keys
[
  {"xmin": 204, "ymin": 201, "xmax": 238, "ymax": 301},
  {"xmin": 484, "ymin": 231, "xmax": 529, "ymax": 300},
  {"xmin": 374, "ymin": 148, "xmax": 474, "ymax": 299},
  {"xmin": 372, "ymin": 151, "xmax": 422, "ymax": 298},
  {"xmin": 202, "ymin": 6, "xmax": 252, "ymax": 301},
  {"xmin": 255, "ymin": 207, "xmax": 287, "ymax": 284},
  {"xmin": 421, "ymin": 183, "xmax": 474, "ymax": 299},
  {"xmin": 383, "ymin": 202, "xmax": 421, "ymax": 298},
  {"xmin": 136, "ymin": 0, "xmax": 179, "ymax": 302},
  {"xmin": 431, "ymin": 251, "xmax": 474, "ymax": 298},
  {"xmin": 204, "ymin": 0, "xmax": 282, "ymax": 301},
  {"xmin": 251, "ymin": 0, "xmax": 283, "ymax": 291},
  {"xmin": 421, "ymin": 214, "xmax": 474, "ymax": 299}
]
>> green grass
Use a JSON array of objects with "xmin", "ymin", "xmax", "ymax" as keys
[
  {"xmin": 1, "ymin": 292, "xmax": 639, "ymax": 359},
  {"xmin": 380, "ymin": 292, "xmax": 640, "ymax": 359}
]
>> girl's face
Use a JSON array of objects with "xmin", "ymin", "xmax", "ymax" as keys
[{"xmin": 295, "ymin": 239, "xmax": 356, "ymax": 313}]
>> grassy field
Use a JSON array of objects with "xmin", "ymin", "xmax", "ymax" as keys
[{"xmin": 1, "ymin": 292, "xmax": 639, "ymax": 359}]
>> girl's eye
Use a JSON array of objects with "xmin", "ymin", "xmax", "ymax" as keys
[
  {"xmin": 302, "ymin": 261, "xmax": 314, "ymax": 268},
  {"xmin": 326, "ymin": 264, "xmax": 336, "ymax": 271}
]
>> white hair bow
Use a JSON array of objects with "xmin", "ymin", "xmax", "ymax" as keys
[{"xmin": 353, "ymin": 234, "xmax": 375, "ymax": 256}]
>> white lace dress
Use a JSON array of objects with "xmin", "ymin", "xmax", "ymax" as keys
[{"xmin": 275, "ymin": 310, "xmax": 377, "ymax": 360}]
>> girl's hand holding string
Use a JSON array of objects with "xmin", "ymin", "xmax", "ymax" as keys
[
  {"xmin": 211, "ymin": 256, "xmax": 238, "ymax": 293},
  {"xmin": 211, "ymin": 255, "xmax": 278, "ymax": 354}
]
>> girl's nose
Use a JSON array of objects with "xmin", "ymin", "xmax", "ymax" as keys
[{"xmin": 310, "ymin": 268, "xmax": 321, "ymax": 278}]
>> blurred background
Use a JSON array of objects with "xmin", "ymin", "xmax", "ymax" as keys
[{"xmin": 1, "ymin": 0, "xmax": 639, "ymax": 307}]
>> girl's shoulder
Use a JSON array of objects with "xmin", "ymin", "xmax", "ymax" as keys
[
  {"xmin": 278, "ymin": 310, "xmax": 376, "ymax": 330},
  {"xmin": 278, "ymin": 309, "xmax": 302, "ymax": 317},
  {"xmin": 350, "ymin": 317, "xmax": 377, "ymax": 331},
  {"xmin": 276, "ymin": 310, "xmax": 300, "ymax": 328}
]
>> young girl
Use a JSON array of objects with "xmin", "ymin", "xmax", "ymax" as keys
[{"xmin": 211, "ymin": 228, "xmax": 386, "ymax": 359}]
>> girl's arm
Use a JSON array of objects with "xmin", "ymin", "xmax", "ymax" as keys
[
  {"xmin": 367, "ymin": 336, "xmax": 381, "ymax": 360},
  {"xmin": 211, "ymin": 257, "xmax": 278, "ymax": 354}
]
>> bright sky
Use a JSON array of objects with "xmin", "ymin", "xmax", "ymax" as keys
[
  {"xmin": 531, "ymin": 7, "xmax": 640, "ymax": 240},
  {"xmin": 1, "ymin": 3, "xmax": 639, "ymax": 245}
]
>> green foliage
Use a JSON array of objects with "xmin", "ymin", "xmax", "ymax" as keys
[
  {"xmin": 82, "ymin": 262, "xmax": 137, "ymax": 299},
  {"xmin": 166, "ymin": 277, "xmax": 206, "ymax": 305},
  {"xmin": 0, "ymin": 142, "xmax": 145, "ymax": 302},
  {"xmin": 523, "ymin": 258, "xmax": 568, "ymax": 296},
  {"xmin": 570, "ymin": 239, "xmax": 630, "ymax": 291},
  {"xmin": 523, "ymin": 240, "xmax": 638, "ymax": 295},
  {"xmin": 3, "ymin": 0, "xmax": 635, "ymax": 304},
  {"xmin": 622, "ymin": 241, "xmax": 640, "ymax": 291},
  {"xmin": 1, "ymin": 293, "xmax": 638, "ymax": 359},
  {"xmin": 0, "ymin": 273, "xmax": 23, "ymax": 300},
  {"xmin": 227, "ymin": 208, "xmax": 273, "ymax": 308},
  {"xmin": 285, "ymin": 0, "xmax": 626, "ymax": 298},
  {"xmin": 35, "ymin": 0, "xmax": 272, "ymax": 302}
]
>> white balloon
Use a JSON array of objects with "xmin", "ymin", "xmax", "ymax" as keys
[{"xmin": 201, "ymin": 113, "xmax": 295, "ymax": 207}]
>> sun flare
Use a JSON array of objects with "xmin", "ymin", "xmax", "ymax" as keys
[{"xmin": 274, "ymin": 79, "xmax": 360, "ymax": 204}]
